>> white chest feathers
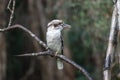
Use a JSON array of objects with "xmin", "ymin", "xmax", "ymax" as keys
[{"xmin": 46, "ymin": 27, "xmax": 62, "ymax": 53}]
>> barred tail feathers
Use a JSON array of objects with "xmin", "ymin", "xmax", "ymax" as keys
[{"xmin": 57, "ymin": 58, "xmax": 63, "ymax": 70}]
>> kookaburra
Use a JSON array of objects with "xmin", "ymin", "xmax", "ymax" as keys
[{"xmin": 46, "ymin": 19, "xmax": 71, "ymax": 70}]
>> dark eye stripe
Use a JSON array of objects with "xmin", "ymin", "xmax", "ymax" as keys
[{"xmin": 54, "ymin": 23, "xmax": 62, "ymax": 27}]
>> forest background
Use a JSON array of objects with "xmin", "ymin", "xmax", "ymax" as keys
[{"xmin": 0, "ymin": 0, "xmax": 117, "ymax": 80}]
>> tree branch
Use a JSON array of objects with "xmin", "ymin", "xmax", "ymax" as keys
[
  {"xmin": 1, "ymin": 1, "xmax": 94, "ymax": 80},
  {"xmin": 0, "ymin": 24, "xmax": 93, "ymax": 80},
  {"xmin": 0, "ymin": 24, "xmax": 48, "ymax": 50},
  {"xmin": 15, "ymin": 50, "xmax": 93, "ymax": 80},
  {"xmin": 7, "ymin": 0, "xmax": 12, "ymax": 12},
  {"xmin": 7, "ymin": 0, "xmax": 15, "ymax": 28}
]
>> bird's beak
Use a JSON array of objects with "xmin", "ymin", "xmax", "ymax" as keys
[{"xmin": 62, "ymin": 23, "xmax": 71, "ymax": 29}]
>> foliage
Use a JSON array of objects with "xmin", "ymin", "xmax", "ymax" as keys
[{"xmin": 66, "ymin": 0, "xmax": 112, "ymax": 80}]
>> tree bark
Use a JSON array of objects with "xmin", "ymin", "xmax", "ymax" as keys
[{"xmin": 0, "ymin": 0, "xmax": 7, "ymax": 80}]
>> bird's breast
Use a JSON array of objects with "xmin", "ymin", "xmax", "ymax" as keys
[{"xmin": 46, "ymin": 29, "xmax": 61, "ymax": 53}]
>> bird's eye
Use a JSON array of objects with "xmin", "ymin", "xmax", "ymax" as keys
[{"xmin": 54, "ymin": 23, "xmax": 62, "ymax": 27}]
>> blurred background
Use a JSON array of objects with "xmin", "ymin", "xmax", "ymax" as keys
[{"xmin": 0, "ymin": 0, "xmax": 119, "ymax": 80}]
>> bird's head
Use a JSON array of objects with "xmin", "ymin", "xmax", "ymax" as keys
[{"xmin": 47, "ymin": 19, "xmax": 71, "ymax": 30}]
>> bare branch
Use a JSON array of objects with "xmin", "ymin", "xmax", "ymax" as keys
[
  {"xmin": 15, "ymin": 50, "xmax": 93, "ymax": 80},
  {"xmin": 0, "ymin": 24, "xmax": 48, "ymax": 50},
  {"xmin": 7, "ymin": 0, "xmax": 16, "ymax": 27},
  {"xmin": 7, "ymin": 0, "xmax": 12, "ymax": 12},
  {"xmin": 1, "ymin": 0, "xmax": 94, "ymax": 80},
  {"xmin": 0, "ymin": 24, "xmax": 93, "ymax": 80}
]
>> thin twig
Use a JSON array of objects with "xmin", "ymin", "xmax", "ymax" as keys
[
  {"xmin": 0, "ymin": 24, "xmax": 48, "ymax": 50},
  {"xmin": 7, "ymin": 0, "xmax": 12, "ymax": 12},
  {"xmin": 15, "ymin": 50, "xmax": 93, "ymax": 80},
  {"xmin": 7, "ymin": 0, "xmax": 15, "ymax": 27}
]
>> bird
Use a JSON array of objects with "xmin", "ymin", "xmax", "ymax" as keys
[{"xmin": 46, "ymin": 19, "xmax": 71, "ymax": 70}]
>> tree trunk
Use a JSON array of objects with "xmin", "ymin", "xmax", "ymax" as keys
[
  {"xmin": 0, "ymin": 1, "xmax": 7, "ymax": 80},
  {"xmin": 28, "ymin": 0, "xmax": 55, "ymax": 80}
]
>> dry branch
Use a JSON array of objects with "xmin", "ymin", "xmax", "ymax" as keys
[
  {"xmin": 7, "ymin": 0, "xmax": 15, "ymax": 27},
  {"xmin": 0, "ymin": 24, "xmax": 48, "ymax": 50},
  {"xmin": 0, "ymin": 0, "xmax": 94, "ymax": 80},
  {"xmin": 0, "ymin": 24, "xmax": 93, "ymax": 80},
  {"xmin": 15, "ymin": 50, "xmax": 93, "ymax": 80}
]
